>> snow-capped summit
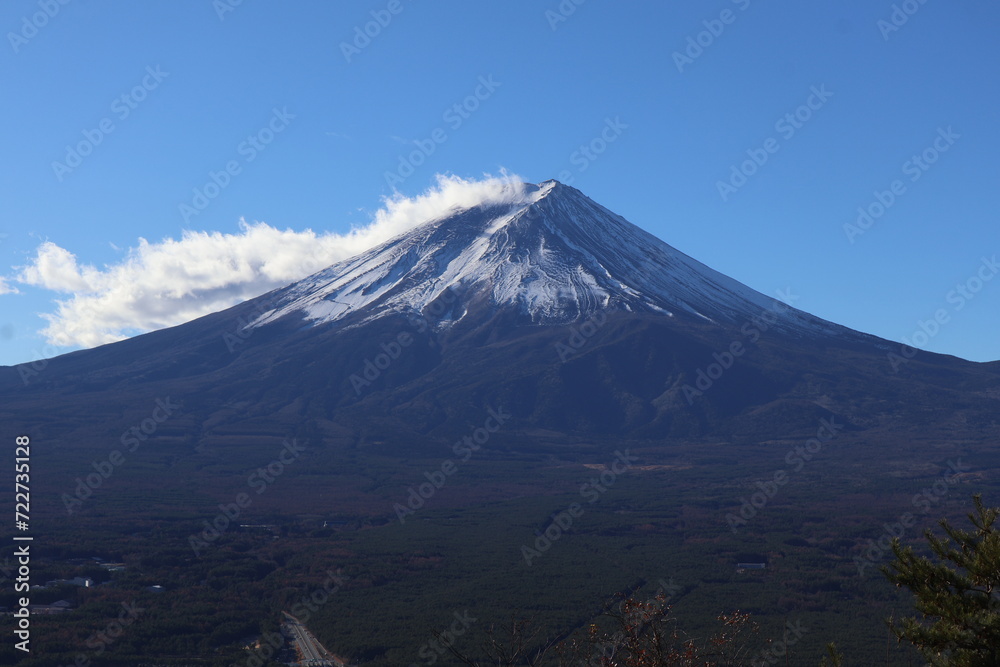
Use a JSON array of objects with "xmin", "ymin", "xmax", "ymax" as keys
[{"xmin": 249, "ymin": 180, "xmax": 852, "ymax": 340}]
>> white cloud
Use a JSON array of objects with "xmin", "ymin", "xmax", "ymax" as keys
[
  {"xmin": 0, "ymin": 276, "xmax": 17, "ymax": 295},
  {"xmin": 12, "ymin": 172, "xmax": 526, "ymax": 349}
]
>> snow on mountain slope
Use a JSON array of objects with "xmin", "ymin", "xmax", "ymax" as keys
[{"xmin": 248, "ymin": 180, "xmax": 859, "ymax": 340}]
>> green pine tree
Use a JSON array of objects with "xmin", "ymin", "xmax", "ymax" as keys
[
  {"xmin": 882, "ymin": 494, "xmax": 1000, "ymax": 666},
  {"xmin": 818, "ymin": 642, "xmax": 844, "ymax": 666}
]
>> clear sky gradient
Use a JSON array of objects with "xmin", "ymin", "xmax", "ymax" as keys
[{"xmin": 1, "ymin": 0, "xmax": 998, "ymax": 366}]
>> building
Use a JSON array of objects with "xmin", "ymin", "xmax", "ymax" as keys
[{"xmin": 736, "ymin": 562, "xmax": 767, "ymax": 573}]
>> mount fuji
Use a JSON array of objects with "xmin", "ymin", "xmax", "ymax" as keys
[
  {"xmin": 4, "ymin": 177, "xmax": 998, "ymax": 667},
  {"xmin": 1, "ymin": 179, "xmax": 997, "ymax": 482}
]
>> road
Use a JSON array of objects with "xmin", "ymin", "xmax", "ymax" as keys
[{"xmin": 282, "ymin": 611, "xmax": 346, "ymax": 666}]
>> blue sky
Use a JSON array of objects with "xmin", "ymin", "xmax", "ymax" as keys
[{"xmin": 1, "ymin": 0, "xmax": 998, "ymax": 366}]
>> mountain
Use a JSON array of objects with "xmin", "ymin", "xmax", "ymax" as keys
[
  {"xmin": 3, "ymin": 179, "xmax": 998, "ymax": 665},
  {"xmin": 3, "ymin": 179, "xmax": 995, "ymax": 452}
]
